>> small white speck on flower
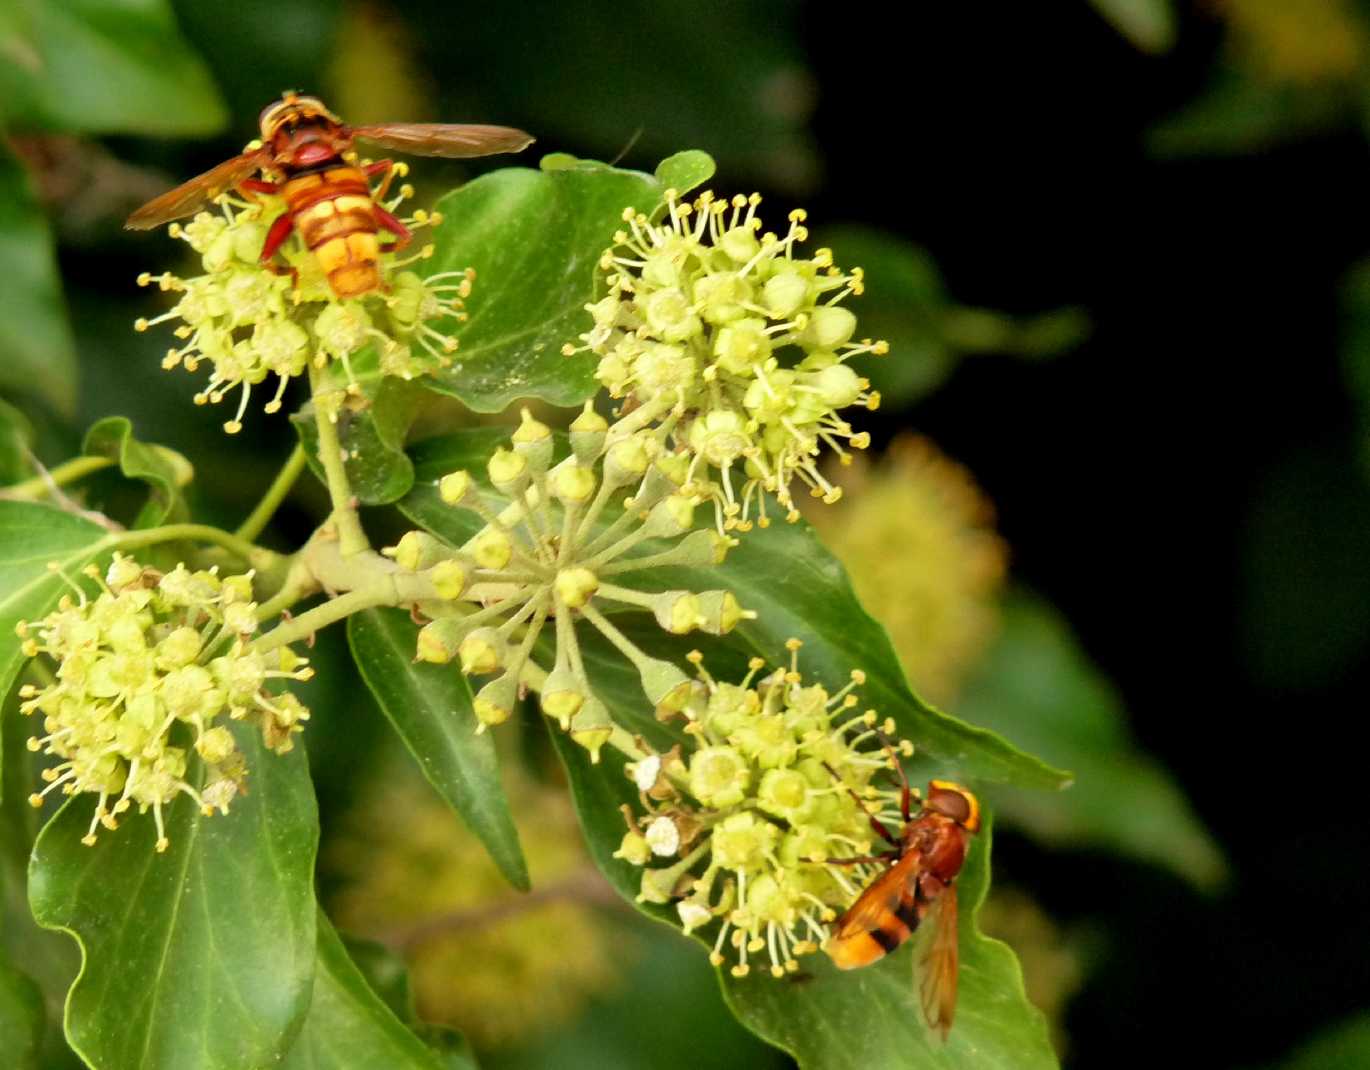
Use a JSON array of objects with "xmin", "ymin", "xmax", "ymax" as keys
[{"xmin": 632, "ymin": 754, "xmax": 662, "ymax": 792}]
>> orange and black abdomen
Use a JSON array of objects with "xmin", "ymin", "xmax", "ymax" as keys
[
  {"xmin": 825, "ymin": 856, "xmax": 925, "ymax": 970},
  {"xmin": 282, "ymin": 165, "xmax": 381, "ymax": 298}
]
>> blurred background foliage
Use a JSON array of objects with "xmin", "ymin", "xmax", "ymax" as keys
[{"xmin": 2, "ymin": 1, "xmax": 1368, "ymax": 1067}]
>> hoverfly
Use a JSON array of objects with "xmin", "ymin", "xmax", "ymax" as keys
[
  {"xmin": 824, "ymin": 770, "xmax": 981, "ymax": 1041},
  {"xmin": 125, "ymin": 91, "xmax": 533, "ymax": 299}
]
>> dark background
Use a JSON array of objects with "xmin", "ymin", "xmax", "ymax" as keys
[{"xmin": 27, "ymin": 2, "xmax": 1370, "ymax": 1066}]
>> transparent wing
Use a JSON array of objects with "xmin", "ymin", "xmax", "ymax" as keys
[
  {"xmin": 125, "ymin": 150, "xmax": 270, "ymax": 230},
  {"xmin": 350, "ymin": 123, "xmax": 534, "ymax": 159},
  {"xmin": 915, "ymin": 886, "xmax": 960, "ymax": 1042},
  {"xmin": 825, "ymin": 854, "xmax": 921, "ymax": 971}
]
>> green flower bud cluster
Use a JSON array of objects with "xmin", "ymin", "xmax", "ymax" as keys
[
  {"xmin": 15, "ymin": 554, "xmax": 314, "ymax": 852},
  {"xmin": 564, "ymin": 190, "xmax": 886, "ymax": 531},
  {"xmin": 615, "ymin": 641, "xmax": 914, "ymax": 979},
  {"xmin": 394, "ymin": 406, "xmax": 753, "ymax": 760},
  {"xmin": 134, "ymin": 176, "xmax": 473, "ymax": 433}
]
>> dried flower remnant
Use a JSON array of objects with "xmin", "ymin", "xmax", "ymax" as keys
[
  {"xmin": 391, "ymin": 406, "xmax": 753, "ymax": 759},
  {"xmin": 565, "ymin": 189, "xmax": 886, "ymax": 531},
  {"xmin": 133, "ymin": 173, "xmax": 472, "ymax": 432},
  {"xmin": 808, "ymin": 434, "xmax": 1007, "ymax": 707},
  {"xmin": 15, "ymin": 554, "xmax": 313, "ymax": 851},
  {"xmin": 616, "ymin": 641, "xmax": 915, "ymax": 979}
]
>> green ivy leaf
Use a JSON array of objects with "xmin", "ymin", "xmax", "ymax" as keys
[
  {"xmin": 654, "ymin": 150, "xmax": 716, "ymax": 196},
  {"xmin": 1, "ymin": 701, "xmax": 81, "ymax": 1070},
  {"xmin": 0, "ymin": 960, "xmax": 43, "ymax": 1070},
  {"xmin": 281, "ymin": 913, "xmax": 455, "ymax": 1070},
  {"xmin": 28, "ymin": 722, "xmax": 318, "ymax": 1070},
  {"xmin": 0, "ymin": 397, "xmax": 35, "ymax": 483},
  {"xmin": 955, "ymin": 593, "xmax": 1224, "ymax": 887},
  {"xmin": 0, "ymin": 0, "xmax": 226, "ymax": 135},
  {"xmin": 1086, "ymin": 0, "xmax": 1176, "ymax": 54},
  {"xmin": 0, "ymin": 502, "xmax": 109, "ymax": 801},
  {"xmin": 547, "ymin": 731, "xmax": 1055, "ymax": 1070},
  {"xmin": 424, "ymin": 154, "xmax": 711, "ymax": 412},
  {"xmin": 0, "ymin": 144, "xmax": 77, "ymax": 417},
  {"xmin": 400, "ymin": 430, "xmax": 1068, "ymax": 790},
  {"xmin": 348, "ymin": 608, "xmax": 529, "ymax": 891},
  {"xmin": 292, "ymin": 378, "xmax": 420, "ymax": 507},
  {"xmin": 81, "ymin": 416, "xmax": 192, "ymax": 528}
]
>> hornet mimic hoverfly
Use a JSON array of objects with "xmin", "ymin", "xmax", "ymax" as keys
[{"xmin": 126, "ymin": 91, "xmax": 533, "ymax": 299}]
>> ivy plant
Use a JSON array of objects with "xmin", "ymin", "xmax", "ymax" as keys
[{"xmin": 0, "ymin": 133, "xmax": 1074, "ymax": 1070}]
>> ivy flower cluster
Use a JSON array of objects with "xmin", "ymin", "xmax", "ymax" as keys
[
  {"xmin": 614, "ymin": 642, "xmax": 914, "ymax": 978},
  {"xmin": 14, "ymin": 554, "xmax": 314, "ymax": 851},
  {"xmin": 389, "ymin": 406, "xmax": 752, "ymax": 759},
  {"xmin": 134, "ymin": 172, "xmax": 474, "ymax": 433},
  {"xmin": 564, "ymin": 189, "xmax": 886, "ymax": 530}
]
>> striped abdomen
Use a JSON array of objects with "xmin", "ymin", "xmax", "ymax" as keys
[
  {"xmin": 826, "ymin": 855, "xmax": 927, "ymax": 970},
  {"xmin": 283, "ymin": 165, "xmax": 381, "ymax": 298}
]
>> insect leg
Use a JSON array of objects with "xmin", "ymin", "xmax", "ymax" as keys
[
  {"xmin": 819, "ymin": 852, "xmax": 900, "ymax": 867},
  {"xmin": 258, "ymin": 213, "xmax": 299, "ymax": 289},
  {"xmin": 238, "ymin": 178, "xmax": 282, "ymax": 202},
  {"xmin": 364, "ymin": 158, "xmax": 397, "ymax": 199},
  {"xmin": 871, "ymin": 726, "xmax": 918, "ymax": 823},
  {"xmin": 373, "ymin": 205, "xmax": 413, "ymax": 253},
  {"xmin": 821, "ymin": 761, "xmax": 900, "ymax": 847}
]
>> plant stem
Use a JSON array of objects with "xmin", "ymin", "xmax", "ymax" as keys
[
  {"xmin": 251, "ymin": 585, "xmax": 392, "ymax": 655},
  {"xmin": 308, "ymin": 366, "xmax": 369, "ymax": 557},
  {"xmin": 2, "ymin": 456, "xmax": 114, "ymax": 500},
  {"xmin": 235, "ymin": 444, "xmax": 306, "ymax": 542},
  {"xmin": 112, "ymin": 523, "xmax": 281, "ymax": 570}
]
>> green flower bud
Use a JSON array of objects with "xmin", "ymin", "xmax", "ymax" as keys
[
  {"xmin": 468, "ymin": 527, "xmax": 513, "ymax": 570},
  {"xmin": 512, "ymin": 407, "xmax": 554, "ymax": 473},
  {"xmin": 488, "ymin": 447, "xmax": 528, "ymax": 495},
  {"xmin": 552, "ymin": 462, "xmax": 597, "ymax": 504},
  {"xmin": 719, "ymin": 225, "xmax": 760, "ymax": 264},
  {"xmin": 762, "ymin": 269, "xmax": 810, "ymax": 318},
  {"xmin": 802, "ymin": 305, "xmax": 857, "ymax": 350},
  {"xmin": 641, "ymin": 495, "xmax": 696, "ymax": 539},
  {"xmin": 639, "ymin": 658, "xmax": 694, "ymax": 717},
  {"xmin": 694, "ymin": 590, "xmax": 751, "ymax": 635},
  {"xmin": 154, "ymin": 626, "xmax": 202, "ymax": 670},
  {"xmin": 415, "ymin": 617, "xmax": 466, "ymax": 664},
  {"xmin": 604, "ymin": 436, "xmax": 651, "ymax": 488},
  {"xmin": 569, "ymin": 404, "xmax": 609, "ymax": 464},
  {"xmin": 429, "ymin": 558, "xmax": 472, "ymax": 600},
  {"xmin": 554, "ymin": 567, "xmax": 599, "ymax": 609},
  {"xmin": 801, "ymin": 363, "xmax": 864, "ymax": 409},
  {"xmin": 650, "ymin": 591, "xmax": 702, "ymax": 635},
  {"xmin": 615, "ymin": 831, "xmax": 652, "ymax": 866},
  {"xmin": 196, "ymin": 725, "xmax": 237, "ymax": 764},
  {"xmin": 387, "ymin": 530, "xmax": 450, "ymax": 571},
  {"xmin": 458, "ymin": 628, "xmax": 505, "ymax": 676},
  {"xmin": 439, "ymin": 470, "xmax": 474, "ymax": 506},
  {"xmin": 473, "ymin": 672, "xmax": 518, "ymax": 729},
  {"xmin": 570, "ymin": 695, "xmax": 614, "ymax": 763},
  {"xmin": 540, "ymin": 664, "xmax": 587, "ymax": 730}
]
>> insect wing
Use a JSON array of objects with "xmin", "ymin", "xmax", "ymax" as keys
[
  {"xmin": 825, "ymin": 853, "xmax": 921, "ymax": 971},
  {"xmin": 350, "ymin": 123, "xmax": 534, "ymax": 159},
  {"xmin": 125, "ymin": 150, "xmax": 270, "ymax": 230},
  {"xmin": 915, "ymin": 885, "xmax": 960, "ymax": 1042}
]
